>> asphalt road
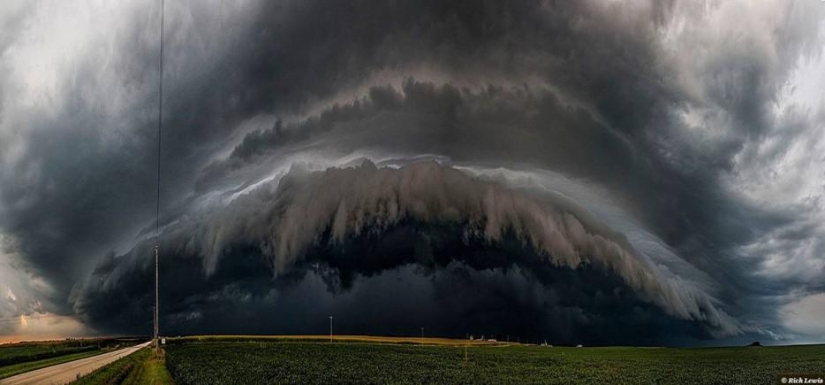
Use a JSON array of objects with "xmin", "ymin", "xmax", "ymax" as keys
[{"xmin": 0, "ymin": 341, "xmax": 151, "ymax": 385}]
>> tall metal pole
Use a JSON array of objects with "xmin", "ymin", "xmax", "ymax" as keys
[
  {"xmin": 329, "ymin": 316, "xmax": 333, "ymax": 343},
  {"xmin": 154, "ymin": 245, "xmax": 159, "ymax": 350},
  {"xmin": 154, "ymin": 0, "xmax": 164, "ymax": 352}
]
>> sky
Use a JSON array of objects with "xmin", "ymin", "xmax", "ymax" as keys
[{"xmin": 0, "ymin": 0, "xmax": 823, "ymax": 346}]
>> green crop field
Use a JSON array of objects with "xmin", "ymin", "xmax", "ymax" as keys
[
  {"xmin": 0, "ymin": 338, "xmax": 145, "ymax": 380},
  {"xmin": 163, "ymin": 339, "xmax": 825, "ymax": 385},
  {"xmin": 0, "ymin": 340, "xmax": 97, "ymax": 367},
  {"xmin": 0, "ymin": 340, "xmax": 101, "ymax": 379}
]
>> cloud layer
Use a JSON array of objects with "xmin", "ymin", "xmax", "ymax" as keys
[
  {"xmin": 72, "ymin": 161, "xmax": 737, "ymax": 340},
  {"xmin": 1, "ymin": 0, "xmax": 823, "ymax": 344}
]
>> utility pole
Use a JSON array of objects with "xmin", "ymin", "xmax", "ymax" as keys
[
  {"xmin": 154, "ymin": 245, "xmax": 159, "ymax": 351},
  {"xmin": 154, "ymin": 0, "xmax": 165, "ymax": 353},
  {"xmin": 420, "ymin": 327, "xmax": 424, "ymax": 345},
  {"xmin": 329, "ymin": 316, "xmax": 333, "ymax": 343}
]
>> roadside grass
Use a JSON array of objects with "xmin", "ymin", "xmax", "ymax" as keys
[
  {"xmin": 73, "ymin": 348, "xmax": 175, "ymax": 385},
  {"xmin": 0, "ymin": 350, "xmax": 102, "ymax": 379},
  {"xmin": 125, "ymin": 349, "xmax": 175, "ymax": 385}
]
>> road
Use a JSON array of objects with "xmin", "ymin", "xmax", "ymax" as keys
[{"xmin": 0, "ymin": 341, "xmax": 151, "ymax": 385}]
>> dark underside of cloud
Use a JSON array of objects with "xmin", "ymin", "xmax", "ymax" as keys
[
  {"xmin": 73, "ymin": 162, "xmax": 728, "ymax": 346},
  {"xmin": 79, "ymin": 242, "xmax": 712, "ymax": 347}
]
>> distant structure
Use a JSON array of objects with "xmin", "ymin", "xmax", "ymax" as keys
[{"xmin": 153, "ymin": 0, "xmax": 165, "ymax": 353}]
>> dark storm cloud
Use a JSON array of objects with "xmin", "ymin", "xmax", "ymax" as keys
[
  {"xmin": 199, "ymin": 75, "xmax": 797, "ymax": 326},
  {"xmin": 79, "ymin": 260, "xmax": 719, "ymax": 346},
  {"xmin": 72, "ymin": 162, "xmax": 725, "ymax": 345},
  {"xmin": 72, "ymin": 161, "xmax": 740, "ymax": 341},
  {"xmin": 2, "ymin": 0, "xmax": 823, "ymax": 343}
]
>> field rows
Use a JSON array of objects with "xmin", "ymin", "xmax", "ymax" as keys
[{"xmin": 164, "ymin": 340, "xmax": 825, "ymax": 385}]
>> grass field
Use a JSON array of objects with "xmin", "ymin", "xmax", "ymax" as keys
[
  {"xmin": 74, "ymin": 348, "xmax": 175, "ymax": 385},
  {"xmin": 0, "ymin": 350, "xmax": 102, "ymax": 380},
  {"xmin": 162, "ymin": 338, "xmax": 825, "ymax": 385},
  {"xmin": 0, "ymin": 338, "xmax": 146, "ymax": 380},
  {"xmin": 0, "ymin": 340, "xmax": 97, "ymax": 366},
  {"xmin": 0, "ymin": 340, "xmax": 101, "ymax": 379}
]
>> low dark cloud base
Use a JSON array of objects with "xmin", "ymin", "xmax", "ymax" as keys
[
  {"xmin": 76, "ymin": 222, "xmax": 714, "ymax": 346},
  {"xmin": 73, "ymin": 163, "xmax": 723, "ymax": 346}
]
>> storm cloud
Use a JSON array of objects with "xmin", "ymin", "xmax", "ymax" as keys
[
  {"xmin": 1, "ymin": 0, "xmax": 824, "ymax": 345},
  {"xmin": 72, "ymin": 161, "xmax": 736, "ymax": 340}
]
